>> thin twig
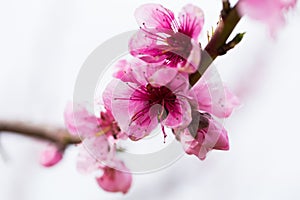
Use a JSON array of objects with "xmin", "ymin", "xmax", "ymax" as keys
[{"xmin": 0, "ymin": 120, "xmax": 81, "ymax": 149}]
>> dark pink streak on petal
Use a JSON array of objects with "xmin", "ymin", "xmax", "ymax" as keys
[{"xmin": 178, "ymin": 4, "xmax": 204, "ymax": 40}]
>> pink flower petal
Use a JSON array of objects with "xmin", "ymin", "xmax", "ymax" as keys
[
  {"xmin": 190, "ymin": 74, "xmax": 239, "ymax": 118},
  {"xmin": 214, "ymin": 130, "xmax": 230, "ymax": 151},
  {"xmin": 166, "ymin": 72, "xmax": 190, "ymax": 93},
  {"xmin": 39, "ymin": 145, "xmax": 63, "ymax": 167},
  {"xmin": 76, "ymin": 144, "xmax": 100, "ymax": 174},
  {"xmin": 130, "ymin": 61, "xmax": 152, "ymax": 85},
  {"xmin": 113, "ymin": 58, "xmax": 161, "ymax": 85},
  {"xmin": 189, "ymin": 78, "xmax": 211, "ymax": 110},
  {"xmin": 129, "ymin": 29, "xmax": 169, "ymax": 63},
  {"xmin": 178, "ymin": 4, "xmax": 205, "ymax": 40},
  {"xmin": 109, "ymin": 81, "xmax": 135, "ymax": 127},
  {"xmin": 162, "ymin": 98, "xmax": 192, "ymax": 128},
  {"xmin": 82, "ymin": 136, "xmax": 110, "ymax": 162},
  {"xmin": 127, "ymin": 114, "xmax": 158, "ymax": 141},
  {"xmin": 223, "ymin": 86, "xmax": 241, "ymax": 117},
  {"xmin": 103, "ymin": 80, "xmax": 119, "ymax": 111},
  {"xmin": 126, "ymin": 88, "xmax": 159, "ymax": 140},
  {"xmin": 64, "ymin": 103, "xmax": 100, "ymax": 138},
  {"xmin": 113, "ymin": 59, "xmax": 136, "ymax": 83},
  {"xmin": 96, "ymin": 161, "xmax": 132, "ymax": 194},
  {"xmin": 148, "ymin": 67, "xmax": 178, "ymax": 86},
  {"xmin": 134, "ymin": 3, "xmax": 175, "ymax": 31}
]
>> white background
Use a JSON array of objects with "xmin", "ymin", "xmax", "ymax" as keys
[{"xmin": 0, "ymin": 0, "xmax": 300, "ymax": 199}]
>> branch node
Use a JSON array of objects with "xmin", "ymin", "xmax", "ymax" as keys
[{"xmin": 218, "ymin": 32, "xmax": 246, "ymax": 55}]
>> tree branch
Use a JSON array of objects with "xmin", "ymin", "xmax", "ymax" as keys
[
  {"xmin": 0, "ymin": 120, "xmax": 81, "ymax": 149},
  {"xmin": 189, "ymin": 2, "xmax": 242, "ymax": 86}
]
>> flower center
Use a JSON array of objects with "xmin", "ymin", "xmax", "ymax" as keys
[
  {"xmin": 96, "ymin": 111, "xmax": 121, "ymax": 139},
  {"xmin": 115, "ymin": 83, "xmax": 179, "ymax": 142},
  {"xmin": 146, "ymin": 84, "xmax": 176, "ymax": 108},
  {"xmin": 129, "ymin": 83, "xmax": 178, "ymax": 124}
]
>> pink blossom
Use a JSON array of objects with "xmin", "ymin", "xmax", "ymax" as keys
[
  {"xmin": 105, "ymin": 60, "xmax": 192, "ymax": 141},
  {"xmin": 96, "ymin": 161, "xmax": 132, "ymax": 194},
  {"xmin": 238, "ymin": 0, "xmax": 297, "ymax": 35},
  {"xmin": 129, "ymin": 4, "xmax": 204, "ymax": 73},
  {"xmin": 174, "ymin": 112, "xmax": 229, "ymax": 160},
  {"xmin": 39, "ymin": 145, "xmax": 63, "ymax": 167}
]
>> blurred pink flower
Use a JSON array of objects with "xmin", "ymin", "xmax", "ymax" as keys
[
  {"xmin": 130, "ymin": 4, "xmax": 204, "ymax": 73},
  {"xmin": 105, "ymin": 60, "xmax": 192, "ymax": 141},
  {"xmin": 76, "ymin": 144, "xmax": 103, "ymax": 174},
  {"xmin": 238, "ymin": 0, "xmax": 297, "ymax": 35},
  {"xmin": 39, "ymin": 144, "xmax": 63, "ymax": 167},
  {"xmin": 76, "ymin": 147, "xmax": 132, "ymax": 194},
  {"xmin": 76, "ymin": 145, "xmax": 132, "ymax": 194},
  {"xmin": 99, "ymin": 108, "xmax": 127, "ymax": 140},
  {"xmin": 174, "ymin": 112, "xmax": 229, "ymax": 160},
  {"xmin": 96, "ymin": 161, "xmax": 132, "ymax": 194},
  {"xmin": 64, "ymin": 103, "xmax": 100, "ymax": 138},
  {"xmin": 64, "ymin": 103, "xmax": 125, "ymax": 140},
  {"xmin": 64, "ymin": 104, "xmax": 132, "ymax": 193}
]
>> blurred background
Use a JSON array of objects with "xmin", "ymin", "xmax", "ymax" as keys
[{"xmin": 0, "ymin": 0, "xmax": 300, "ymax": 199}]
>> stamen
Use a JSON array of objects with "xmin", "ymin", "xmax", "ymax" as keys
[
  {"xmin": 157, "ymin": 99, "xmax": 165, "ymax": 120},
  {"xmin": 155, "ymin": 8, "xmax": 179, "ymax": 32},
  {"xmin": 161, "ymin": 124, "xmax": 167, "ymax": 143},
  {"xmin": 95, "ymin": 126, "xmax": 112, "ymax": 137},
  {"xmin": 126, "ymin": 83, "xmax": 145, "ymax": 94},
  {"xmin": 141, "ymin": 28, "xmax": 167, "ymax": 41},
  {"xmin": 114, "ymin": 97, "xmax": 145, "ymax": 101},
  {"xmin": 130, "ymin": 105, "xmax": 151, "ymax": 125}
]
